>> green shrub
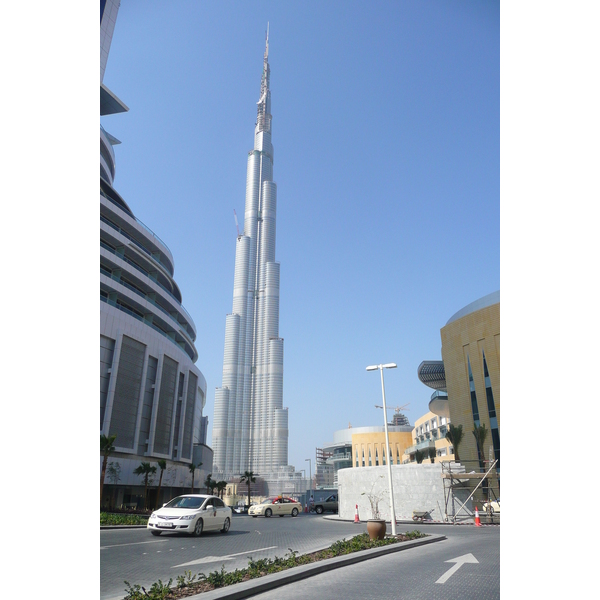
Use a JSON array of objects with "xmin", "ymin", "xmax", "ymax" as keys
[{"xmin": 101, "ymin": 512, "xmax": 149, "ymax": 526}]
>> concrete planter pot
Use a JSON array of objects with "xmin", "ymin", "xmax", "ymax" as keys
[{"xmin": 367, "ymin": 519, "xmax": 386, "ymax": 540}]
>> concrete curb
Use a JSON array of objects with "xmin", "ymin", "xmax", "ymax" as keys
[
  {"xmin": 185, "ymin": 533, "xmax": 446, "ymax": 600},
  {"xmin": 322, "ymin": 515, "xmax": 500, "ymax": 526}
]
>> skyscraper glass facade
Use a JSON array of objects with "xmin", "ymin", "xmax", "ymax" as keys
[{"xmin": 213, "ymin": 32, "xmax": 288, "ymax": 478}]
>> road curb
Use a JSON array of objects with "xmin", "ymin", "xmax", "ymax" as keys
[
  {"xmin": 322, "ymin": 515, "xmax": 500, "ymax": 526},
  {"xmin": 185, "ymin": 533, "xmax": 446, "ymax": 600}
]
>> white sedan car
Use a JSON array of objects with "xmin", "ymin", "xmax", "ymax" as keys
[
  {"xmin": 482, "ymin": 499, "xmax": 500, "ymax": 514},
  {"xmin": 147, "ymin": 494, "xmax": 232, "ymax": 536},
  {"xmin": 249, "ymin": 497, "xmax": 302, "ymax": 518}
]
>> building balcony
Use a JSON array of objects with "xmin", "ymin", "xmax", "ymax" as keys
[
  {"xmin": 404, "ymin": 440, "xmax": 436, "ymax": 456},
  {"xmin": 326, "ymin": 452, "xmax": 352, "ymax": 465}
]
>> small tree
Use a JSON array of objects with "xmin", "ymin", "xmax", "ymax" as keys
[
  {"xmin": 216, "ymin": 481, "xmax": 227, "ymax": 499},
  {"xmin": 240, "ymin": 471, "xmax": 256, "ymax": 508},
  {"xmin": 106, "ymin": 461, "xmax": 121, "ymax": 510},
  {"xmin": 155, "ymin": 459, "xmax": 167, "ymax": 508},
  {"xmin": 100, "ymin": 434, "xmax": 117, "ymax": 505},
  {"xmin": 204, "ymin": 473, "xmax": 216, "ymax": 494},
  {"xmin": 415, "ymin": 449, "xmax": 424, "ymax": 464},
  {"xmin": 189, "ymin": 462, "xmax": 202, "ymax": 493},
  {"xmin": 134, "ymin": 462, "xmax": 157, "ymax": 510},
  {"xmin": 445, "ymin": 424, "xmax": 463, "ymax": 462},
  {"xmin": 472, "ymin": 424, "xmax": 489, "ymax": 466},
  {"xmin": 428, "ymin": 446, "xmax": 437, "ymax": 463}
]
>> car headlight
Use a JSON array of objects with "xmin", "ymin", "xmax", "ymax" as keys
[
  {"xmin": 150, "ymin": 513, "xmax": 157, "ymax": 519},
  {"xmin": 179, "ymin": 515, "xmax": 196, "ymax": 520}
]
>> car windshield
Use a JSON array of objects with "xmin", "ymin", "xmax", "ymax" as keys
[
  {"xmin": 262, "ymin": 499, "xmax": 274, "ymax": 504},
  {"xmin": 164, "ymin": 496, "xmax": 204, "ymax": 509}
]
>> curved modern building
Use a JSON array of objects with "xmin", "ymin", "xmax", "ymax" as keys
[
  {"xmin": 100, "ymin": 1, "xmax": 209, "ymax": 508},
  {"xmin": 418, "ymin": 291, "xmax": 500, "ymax": 471},
  {"xmin": 213, "ymin": 30, "xmax": 289, "ymax": 480}
]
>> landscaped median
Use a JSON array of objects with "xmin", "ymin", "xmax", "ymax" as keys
[
  {"xmin": 121, "ymin": 530, "xmax": 446, "ymax": 600},
  {"xmin": 101, "ymin": 512, "xmax": 149, "ymax": 527}
]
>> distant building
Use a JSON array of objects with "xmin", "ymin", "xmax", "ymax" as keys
[
  {"xmin": 315, "ymin": 448, "xmax": 335, "ymax": 488},
  {"xmin": 321, "ymin": 424, "xmax": 414, "ymax": 487},
  {"xmin": 391, "ymin": 411, "xmax": 410, "ymax": 427},
  {"xmin": 402, "ymin": 405, "xmax": 454, "ymax": 463}
]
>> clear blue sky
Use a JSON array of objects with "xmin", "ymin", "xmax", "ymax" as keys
[{"xmin": 101, "ymin": 0, "xmax": 499, "ymax": 472}]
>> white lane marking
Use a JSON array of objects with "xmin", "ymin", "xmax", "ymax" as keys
[
  {"xmin": 101, "ymin": 540, "xmax": 167, "ymax": 550},
  {"xmin": 435, "ymin": 553, "xmax": 479, "ymax": 584},
  {"xmin": 172, "ymin": 546, "xmax": 278, "ymax": 568}
]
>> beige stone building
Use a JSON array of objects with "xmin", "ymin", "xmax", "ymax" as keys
[
  {"xmin": 402, "ymin": 409, "xmax": 454, "ymax": 463},
  {"xmin": 419, "ymin": 291, "xmax": 500, "ymax": 472},
  {"xmin": 351, "ymin": 428, "xmax": 413, "ymax": 468}
]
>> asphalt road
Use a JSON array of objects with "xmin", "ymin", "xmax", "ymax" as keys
[
  {"xmin": 252, "ymin": 524, "xmax": 500, "ymax": 600},
  {"xmin": 100, "ymin": 514, "xmax": 499, "ymax": 600}
]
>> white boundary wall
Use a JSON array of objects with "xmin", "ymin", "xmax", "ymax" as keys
[{"xmin": 338, "ymin": 463, "xmax": 472, "ymax": 522}]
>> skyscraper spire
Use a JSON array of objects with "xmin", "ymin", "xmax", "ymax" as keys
[{"xmin": 213, "ymin": 31, "xmax": 287, "ymax": 480}]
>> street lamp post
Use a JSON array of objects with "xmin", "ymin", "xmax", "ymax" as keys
[
  {"xmin": 305, "ymin": 458, "xmax": 312, "ymax": 511},
  {"xmin": 366, "ymin": 363, "xmax": 398, "ymax": 536}
]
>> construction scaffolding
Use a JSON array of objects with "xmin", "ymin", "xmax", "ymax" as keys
[{"xmin": 441, "ymin": 460, "xmax": 500, "ymax": 524}]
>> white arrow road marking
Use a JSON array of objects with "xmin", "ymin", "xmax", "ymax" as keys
[
  {"xmin": 172, "ymin": 546, "xmax": 278, "ymax": 568},
  {"xmin": 435, "ymin": 553, "xmax": 479, "ymax": 584}
]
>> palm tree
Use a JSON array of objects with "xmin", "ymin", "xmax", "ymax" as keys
[
  {"xmin": 188, "ymin": 462, "xmax": 202, "ymax": 493},
  {"xmin": 134, "ymin": 462, "xmax": 157, "ymax": 510},
  {"xmin": 204, "ymin": 473, "xmax": 215, "ymax": 494},
  {"xmin": 445, "ymin": 424, "xmax": 464, "ymax": 462},
  {"xmin": 472, "ymin": 424, "xmax": 489, "ymax": 466},
  {"xmin": 100, "ymin": 434, "xmax": 117, "ymax": 505},
  {"xmin": 216, "ymin": 480, "xmax": 227, "ymax": 499},
  {"xmin": 155, "ymin": 459, "xmax": 167, "ymax": 508},
  {"xmin": 240, "ymin": 471, "xmax": 256, "ymax": 508}
]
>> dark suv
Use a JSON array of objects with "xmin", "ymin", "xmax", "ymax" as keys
[{"xmin": 314, "ymin": 494, "xmax": 338, "ymax": 514}]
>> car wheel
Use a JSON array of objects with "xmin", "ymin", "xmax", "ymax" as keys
[
  {"xmin": 150, "ymin": 530, "xmax": 161, "ymax": 536},
  {"xmin": 193, "ymin": 518, "xmax": 203, "ymax": 536},
  {"xmin": 265, "ymin": 508, "xmax": 272, "ymax": 517},
  {"xmin": 221, "ymin": 517, "xmax": 230, "ymax": 533},
  {"xmin": 315, "ymin": 506, "xmax": 323, "ymax": 514},
  {"xmin": 291, "ymin": 508, "xmax": 299, "ymax": 517}
]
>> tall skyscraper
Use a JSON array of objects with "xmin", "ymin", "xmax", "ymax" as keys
[{"xmin": 213, "ymin": 30, "xmax": 289, "ymax": 479}]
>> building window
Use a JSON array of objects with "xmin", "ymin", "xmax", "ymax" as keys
[
  {"xmin": 482, "ymin": 350, "xmax": 500, "ymax": 469},
  {"xmin": 467, "ymin": 355, "xmax": 480, "ymax": 426}
]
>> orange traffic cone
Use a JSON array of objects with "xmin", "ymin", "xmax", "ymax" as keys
[
  {"xmin": 354, "ymin": 504, "xmax": 360, "ymax": 523},
  {"xmin": 474, "ymin": 506, "xmax": 481, "ymax": 527}
]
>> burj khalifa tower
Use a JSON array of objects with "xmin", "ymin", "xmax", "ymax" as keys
[{"xmin": 213, "ymin": 29, "xmax": 288, "ymax": 479}]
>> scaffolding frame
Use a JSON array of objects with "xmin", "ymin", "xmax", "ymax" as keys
[{"xmin": 441, "ymin": 460, "xmax": 499, "ymax": 524}]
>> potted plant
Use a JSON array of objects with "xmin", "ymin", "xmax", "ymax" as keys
[{"xmin": 362, "ymin": 478, "xmax": 387, "ymax": 540}]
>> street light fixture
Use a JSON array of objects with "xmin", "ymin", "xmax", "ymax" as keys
[
  {"xmin": 366, "ymin": 363, "xmax": 398, "ymax": 536},
  {"xmin": 305, "ymin": 458, "xmax": 312, "ymax": 510}
]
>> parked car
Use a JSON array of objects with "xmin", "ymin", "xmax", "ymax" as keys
[
  {"xmin": 313, "ymin": 494, "xmax": 338, "ymax": 514},
  {"xmin": 249, "ymin": 497, "xmax": 302, "ymax": 518},
  {"xmin": 482, "ymin": 499, "xmax": 500, "ymax": 514},
  {"xmin": 147, "ymin": 494, "xmax": 232, "ymax": 536}
]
